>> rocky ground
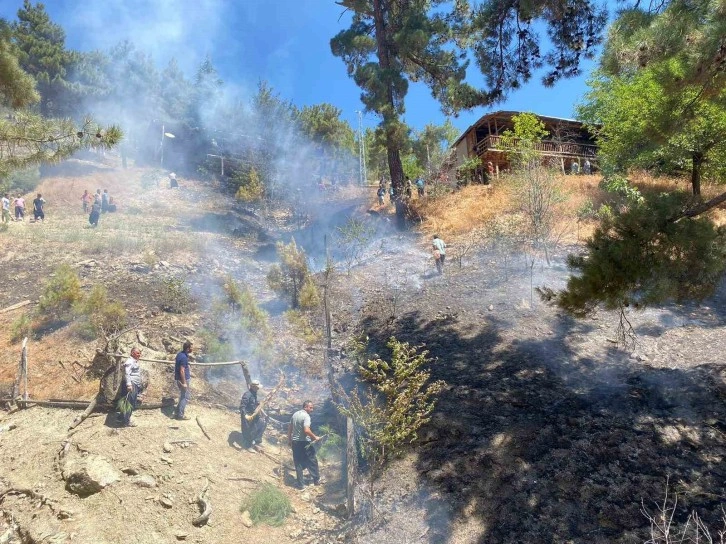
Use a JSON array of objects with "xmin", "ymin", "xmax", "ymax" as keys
[{"xmin": 1, "ymin": 158, "xmax": 725, "ymax": 543}]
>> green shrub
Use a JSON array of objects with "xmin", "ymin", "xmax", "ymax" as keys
[
  {"xmin": 317, "ymin": 424, "xmax": 343, "ymax": 461},
  {"xmin": 285, "ymin": 309, "xmax": 321, "ymax": 344},
  {"xmin": 10, "ymin": 313, "xmax": 32, "ymax": 343},
  {"xmin": 267, "ymin": 240, "xmax": 317, "ymax": 309},
  {"xmin": 241, "ymin": 484, "xmax": 292, "ymax": 527},
  {"xmin": 74, "ymin": 285, "xmax": 127, "ymax": 339},
  {"xmin": 38, "ymin": 264, "xmax": 83, "ymax": 318},
  {"xmin": 234, "ymin": 166, "xmax": 265, "ymax": 202},
  {"xmin": 223, "ymin": 276, "xmax": 270, "ymax": 333}
]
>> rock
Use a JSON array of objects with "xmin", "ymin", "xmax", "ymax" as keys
[
  {"xmin": 163, "ymin": 443, "xmax": 173, "ymax": 453},
  {"xmin": 488, "ymin": 304, "xmax": 494, "ymax": 311},
  {"xmin": 159, "ymin": 497, "xmax": 174, "ymax": 508},
  {"xmin": 241, "ymin": 510, "xmax": 254, "ymax": 528},
  {"xmin": 131, "ymin": 475, "xmax": 157, "ymax": 488},
  {"xmin": 160, "ymin": 261, "xmax": 170, "ymax": 268},
  {"xmin": 63, "ymin": 455, "xmax": 121, "ymax": 497},
  {"xmin": 175, "ymin": 532, "xmax": 188, "ymax": 540},
  {"xmin": 160, "ymin": 456, "xmax": 173, "ymax": 465},
  {"xmin": 300, "ymin": 491, "xmax": 311, "ymax": 502},
  {"xmin": 57, "ymin": 509, "xmax": 75, "ymax": 520},
  {"xmin": 121, "ymin": 467, "xmax": 139, "ymax": 476}
]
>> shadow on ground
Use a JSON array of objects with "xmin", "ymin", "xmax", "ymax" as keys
[{"xmin": 361, "ymin": 310, "xmax": 726, "ymax": 544}]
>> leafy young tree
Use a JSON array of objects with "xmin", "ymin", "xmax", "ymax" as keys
[
  {"xmin": 331, "ymin": 0, "xmax": 606, "ymax": 219},
  {"xmin": 411, "ymin": 119, "xmax": 459, "ymax": 175},
  {"xmin": 267, "ymin": 239, "xmax": 319, "ymax": 309}
]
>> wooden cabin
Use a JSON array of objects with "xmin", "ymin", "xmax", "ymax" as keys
[{"xmin": 452, "ymin": 111, "xmax": 597, "ymax": 180}]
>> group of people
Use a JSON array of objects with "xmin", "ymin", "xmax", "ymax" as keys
[
  {"xmin": 1, "ymin": 193, "xmax": 46, "ymax": 223},
  {"xmin": 82, "ymin": 188, "xmax": 117, "ymax": 227},
  {"xmin": 120, "ymin": 341, "xmax": 324, "ymax": 490},
  {"xmin": 377, "ymin": 177, "xmax": 426, "ymax": 206},
  {"xmin": 570, "ymin": 159, "xmax": 592, "ymax": 175}
]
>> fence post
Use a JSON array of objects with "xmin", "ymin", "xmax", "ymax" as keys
[
  {"xmin": 21, "ymin": 337, "xmax": 28, "ymax": 401},
  {"xmin": 345, "ymin": 416, "xmax": 357, "ymax": 518}
]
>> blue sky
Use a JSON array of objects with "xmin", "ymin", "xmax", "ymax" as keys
[{"xmin": 1, "ymin": 0, "xmax": 606, "ymax": 135}]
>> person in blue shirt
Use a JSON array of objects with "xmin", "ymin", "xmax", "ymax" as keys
[
  {"xmin": 174, "ymin": 341, "xmax": 193, "ymax": 420},
  {"xmin": 416, "ymin": 178, "xmax": 425, "ymax": 197}
]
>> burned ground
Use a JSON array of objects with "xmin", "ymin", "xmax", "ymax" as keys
[{"xmin": 342, "ymin": 245, "xmax": 726, "ymax": 544}]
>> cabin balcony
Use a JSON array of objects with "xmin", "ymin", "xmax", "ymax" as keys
[{"xmin": 474, "ymin": 134, "xmax": 597, "ymax": 159}]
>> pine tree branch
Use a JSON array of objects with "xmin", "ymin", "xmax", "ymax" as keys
[{"xmin": 670, "ymin": 191, "xmax": 726, "ymax": 223}]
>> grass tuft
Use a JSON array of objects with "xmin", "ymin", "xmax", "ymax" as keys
[{"xmin": 241, "ymin": 484, "xmax": 292, "ymax": 527}]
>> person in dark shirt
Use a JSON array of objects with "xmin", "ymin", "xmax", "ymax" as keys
[
  {"xmin": 240, "ymin": 380, "xmax": 267, "ymax": 452},
  {"xmin": 32, "ymin": 193, "xmax": 45, "ymax": 221},
  {"xmin": 174, "ymin": 341, "xmax": 193, "ymax": 420}
]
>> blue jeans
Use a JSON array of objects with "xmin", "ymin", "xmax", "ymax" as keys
[{"xmin": 175, "ymin": 380, "xmax": 190, "ymax": 417}]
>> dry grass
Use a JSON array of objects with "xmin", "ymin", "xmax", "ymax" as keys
[{"xmin": 413, "ymin": 173, "xmax": 608, "ymax": 242}]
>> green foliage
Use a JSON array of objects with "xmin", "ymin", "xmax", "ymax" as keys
[
  {"xmin": 74, "ymin": 285, "xmax": 127, "ymax": 339},
  {"xmin": 317, "ymin": 424, "xmax": 343, "ymax": 461},
  {"xmin": 558, "ymin": 192, "xmax": 726, "ymax": 315},
  {"xmin": 456, "ymin": 156, "xmax": 482, "ymax": 184},
  {"xmin": 267, "ymin": 239, "xmax": 317, "ymax": 309},
  {"xmin": 335, "ymin": 218, "xmax": 374, "ymax": 273},
  {"xmin": 241, "ymin": 484, "xmax": 292, "ymax": 527},
  {"xmin": 223, "ymin": 276, "xmax": 270, "ymax": 333},
  {"xmin": 402, "ymin": 153, "xmax": 424, "ymax": 181},
  {"xmin": 599, "ymin": 174, "xmax": 643, "ymax": 205},
  {"xmin": 499, "ymin": 112, "xmax": 549, "ymax": 168},
  {"xmin": 10, "ymin": 313, "xmax": 31, "ymax": 343},
  {"xmin": 158, "ymin": 277, "xmax": 192, "ymax": 314},
  {"xmin": 234, "ymin": 167, "xmax": 264, "ymax": 202},
  {"xmin": 285, "ymin": 309, "xmax": 321, "ymax": 345},
  {"xmin": 337, "ymin": 336, "xmax": 445, "ymax": 476},
  {"xmin": 38, "ymin": 264, "xmax": 82, "ymax": 318},
  {"xmin": 197, "ymin": 327, "xmax": 235, "ymax": 362},
  {"xmin": 0, "ymin": 166, "xmax": 39, "ymax": 195}
]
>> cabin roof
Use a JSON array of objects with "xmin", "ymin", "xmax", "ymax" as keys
[{"xmin": 452, "ymin": 110, "xmax": 586, "ymax": 148}]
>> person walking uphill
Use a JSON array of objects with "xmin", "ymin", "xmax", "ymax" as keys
[
  {"xmin": 288, "ymin": 400, "xmax": 322, "ymax": 490},
  {"xmin": 119, "ymin": 347, "xmax": 143, "ymax": 427},
  {"xmin": 432, "ymin": 234, "xmax": 446, "ymax": 274},
  {"xmin": 240, "ymin": 379, "xmax": 267, "ymax": 453},
  {"xmin": 1, "ymin": 193, "xmax": 10, "ymax": 224},
  {"xmin": 174, "ymin": 341, "xmax": 193, "ymax": 420}
]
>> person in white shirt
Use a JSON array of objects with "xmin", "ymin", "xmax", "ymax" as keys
[{"xmin": 1, "ymin": 193, "xmax": 10, "ymax": 223}]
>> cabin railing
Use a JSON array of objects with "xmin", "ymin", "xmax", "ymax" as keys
[{"xmin": 475, "ymin": 134, "xmax": 597, "ymax": 158}]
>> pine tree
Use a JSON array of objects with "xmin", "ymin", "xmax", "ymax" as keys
[
  {"xmin": 331, "ymin": 0, "xmax": 606, "ymax": 222},
  {"xmin": 11, "ymin": 0, "xmax": 73, "ymax": 116}
]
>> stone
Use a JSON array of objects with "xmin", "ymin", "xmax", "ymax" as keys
[
  {"xmin": 63, "ymin": 455, "xmax": 121, "ymax": 497},
  {"xmin": 121, "ymin": 467, "xmax": 139, "ymax": 476},
  {"xmin": 163, "ymin": 443, "xmax": 173, "ymax": 453},
  {"xmin": 159, "ymin": 497, "xmax": 174, "ymax": 508},
  {"xmin": 488, "ymin": 304, "xmax": 494, "ymax": 311},
  {"xmin": 131, "ymin": 475, "xmax": 157, "ymax": 488},
  {"xmin": 241, "ymin": 510, "xmax": 254, "ymax": 528},
  {"xmin": 175, "ymin": 532, "xmax": 188, "ymax": 540},
  {"xmin": 160, "ymin": 456, "xmax": 173, "ymax": 465}
]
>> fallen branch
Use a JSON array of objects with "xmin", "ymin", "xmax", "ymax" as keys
[
  {"xmin": 226, "ymin": 476, "xmax": 260, "ymax": 483},
  {"xmin": 169, "ymin": 439, "xmax": 197, "ymax": 445},
  {"xmin": 196, "ymin": 416, "xmax": 212, "ymax": 441},
  {"xmin": 0, "ymin": 300, "xmax": 31, "ymax": 314},
  {"xmin": 192, "ymin": 478, "xmax": 211, "ymax": 527},
  {"xmin": 68, "ymin": 395, "xmax": 99, "ymax": 431}
]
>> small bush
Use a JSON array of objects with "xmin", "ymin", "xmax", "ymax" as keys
[
  {"xmin": 241, "ymin": 484, "xmax": 292, "ymax": 527},
  {"xmin": 223, "ymin": 276, "xmax": 270, "ymax": 333},
  {"xmin": 74, "ymin": 285, "xmax": 128, "ymax": 339},
  {"xmin": 10, "ymin": 313, "xmax": 32, "ymax": 343},
  {"xmin": 234, "ymin": 167, "xmax": 265, "ymax": 202},
  {"xmin": 38, "ymin": 264, "xmax": 83, "ymax": 318},
  {"xmin": 267, "ymin": 239, "xmax": 318, "ymax": 309},
  {"xmin": 317, "ymin": 424, "xmax": 343, "ymax": 461},
  {"xmin": 285, "ymin": 309, "xmax": 321, "ymax": 344}
]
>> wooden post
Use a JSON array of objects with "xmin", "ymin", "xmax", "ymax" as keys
[
  {"xmin": 345, "ymin": 417, "xmax": 357, "ymax": 518},
  {"xmin": 21, "ymin": 338, "xmax": 28, "ymax": 401}
]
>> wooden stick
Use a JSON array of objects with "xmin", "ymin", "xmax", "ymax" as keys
[
  {"xmin": 0, "ymin": 300, "xmax": 31, "ymax": 314},
  {"xmin": 192, "ymin": 478, "xmax": 211, "ymax": 527},
  {"xmin": 21, "ymin": 338, "xmax": 28, "ymax": 402},
  {"xmin": 68, "ymin": 395, "xmax": 99, "ymax": 431},
  {"xmin": 249, "ymin": 372, "xmax": 285, "ymax": 420},
  {"xmin": 196, "ymin": 416, "xmax": 212, "ymax": 441}
]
